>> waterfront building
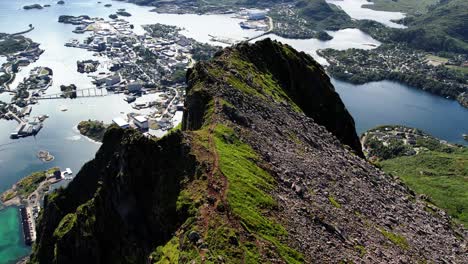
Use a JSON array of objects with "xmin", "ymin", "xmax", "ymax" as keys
[
  {"xmin": 113, "ymin": 117, "xmax": 130, "ymax": 128},
  {"xmin": 247, "ymin": 10, "xmax": 266, "ymax": 20},
  {"xmin": 132, "ymin": 115, "xmax": 149, "ymax": 130}
]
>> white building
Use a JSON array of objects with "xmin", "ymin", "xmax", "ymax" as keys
[
  {"xmin": 112, "ymin": 117, "xmax": 130, "ymax": 128},
  {"xmin": 132, "ymin": 115, "xmax": 148, "ymax": 129},
  {"xmin": 248, "ymin": 10, "xmax": 267, "ymax": 20}
]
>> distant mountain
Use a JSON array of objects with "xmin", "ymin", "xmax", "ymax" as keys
[
  {"xmin": 29, "ymin": 39, "xmax": 466, "ymax": 264},
  {"xmin": 393, "ymin": 0, "xmax": 468, "ymax": 53}
]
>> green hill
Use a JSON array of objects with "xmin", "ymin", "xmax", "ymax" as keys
[
  {"xmin": 380, "ymin": 148, "xmax": 468, "ymax": 226},
  {"xmin": 362, "ymin": 0, "xmax": 439, "ymax": 14},
  {"xmin": 393, "ymin": 0, "xmax": 468, "ymax": 53}
]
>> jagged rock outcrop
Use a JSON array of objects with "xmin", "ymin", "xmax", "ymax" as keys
[{"xmin": 30, "ymin": 39, "xmax": 466, "ymax": 264}]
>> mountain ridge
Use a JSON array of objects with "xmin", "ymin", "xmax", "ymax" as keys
[{"xmin": 30, "ymin": 39, "xmax": 466, "ymax": 263}]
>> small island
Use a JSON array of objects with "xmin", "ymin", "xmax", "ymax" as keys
[
  {"xmin": 77, "ymin": 120, "xmax": 108, "ymax": 142},
  {"xmin": 23, "ymin": 4, "xmax": 43, "ymax": 10},
  {"xmin": 104, "ymin": 4, "xmax": 112, "ymax": 7},
  {"xmin": 57, "ymin": 1, "xmax": 65, "ymax": 5},
  {"xmin": 116, "ymin": 11, "xmax": 132, "ymax": 17},
  {"xmin": 37, "ymin": 150, "xmax": 54, "ymax": 162}
]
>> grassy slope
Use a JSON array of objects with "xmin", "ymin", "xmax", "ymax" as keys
[
  {"xmin": 380, "ymin": 148, "xmax": 468, "ymax": 226},
  {"xmin": 362, "ymin": 0, "xmax": 438, "ymax": 14}
]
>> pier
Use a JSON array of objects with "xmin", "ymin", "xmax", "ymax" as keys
[
  {"xmin": 36, "ymin": 87, "xmax": 109, "ymax": 100},
  {"xmin": 11, "ymin": 26, "xmax": 35, "ymax": 36}
]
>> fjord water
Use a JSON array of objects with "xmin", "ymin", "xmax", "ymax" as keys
[
  {"xmin": 326, "ymin": 0, "xmax": 406, "ymax": 28},
  {"xmin": 334, "ymin": 79, "xmax": 468, "ymax": 145},
  {"xmin": 0, "ymin": 0, "xmax": 467, "ymax": 263}
]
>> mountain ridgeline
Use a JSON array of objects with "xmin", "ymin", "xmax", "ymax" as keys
[{"xmin": 30, "ymin": 40, "xmax": 466, "ymax": 263}]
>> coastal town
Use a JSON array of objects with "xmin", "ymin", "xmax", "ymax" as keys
[
  {"xmin": 59, "ymin": 14, "xmax": 219, "ymax": 134},
  {"xmin": 319, "ymin": 44, "xmax": 468, "ymax": 107}
]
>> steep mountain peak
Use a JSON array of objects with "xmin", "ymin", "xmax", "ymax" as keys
[
  {"xmin": 184, "ymin": 39, "xmax": 364, "ymax": 157},
  {"xmin": 30, "ymin": 39, "xmax": 466, "ymax": 264}
]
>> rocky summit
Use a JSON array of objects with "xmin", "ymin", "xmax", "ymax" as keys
[{"xmin": 30, "ymin": 39, "xmax": 466, "ymax": 263}]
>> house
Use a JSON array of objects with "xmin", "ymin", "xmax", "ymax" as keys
[
  {"xmin": 105, "ymin": 75, "xmax": 120, "ymax": 86},
  {"xmin": 127, "ymin": 82, "xmax": 142, "ymax": 93},
  {"xmin": 113, "ymin": 117, "xmax": 130, "ymax": 128},
  {"xmin": 132, "ymin": 115, "xmax": 148, "ymax": 130}
]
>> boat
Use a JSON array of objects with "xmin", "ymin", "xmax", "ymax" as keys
[{"xmin": 463, "ymin": 134, "xmax": 468, "ymax": 141}]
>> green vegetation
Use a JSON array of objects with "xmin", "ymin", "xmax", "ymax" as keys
[
  {"xmin": 378, "ymin": 228, "xmax": 409, "ymax": 250},
  {"xmin": 77, "ymin": 120, "xmax": 107, "ymax": 142},
  {"xmin": 150, "ymin": 237, "xmax": 179, "ymax": 264},
  {"xmin": 53, "ymin": 213, "xmax": 77, "ymax": 239},
  {"xmin": 366, "ymin": 137, "xmax": 413, "ymax": 160},
  {"xmin": 214, "ymin": 124, "xmax": 303, "ymax": 263},
  {"xmin": 328, "ymin": 195, "xmax": 341, "ymax": 208},
  {"xmin": 362, "ymin": 0, "xmax": 439, "ymax": 14},
  {"xmin": 354, "ymin": 244, "xmax": 367, "ymax": 258},
  {"xmin": 379, "ymin": 148, "xmax": 468, "ymax": 226}
]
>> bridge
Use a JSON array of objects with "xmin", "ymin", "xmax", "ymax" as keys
[
  {"xmin": 35, "ymin": 87, "xmax": 109, "ymax": 100},
  {"xmin": 245, "ymin": 16, "xmax": 274, "ymax": 42}
]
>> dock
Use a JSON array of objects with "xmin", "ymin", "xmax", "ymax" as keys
[{"xmin": 19, "ymin": 207, "xmax": 33, "ymax": 246}]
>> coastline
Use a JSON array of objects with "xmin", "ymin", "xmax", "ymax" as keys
[{"xmin": 73, "ymin": 125, "xmax": 102, "ymax": 145}]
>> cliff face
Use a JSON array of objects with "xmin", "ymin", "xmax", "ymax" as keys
[{"xmin": 30, "ymin": 39, "xmax": 466, "ymax": 264}]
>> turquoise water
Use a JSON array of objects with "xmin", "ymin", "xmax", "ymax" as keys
[{"xmin": 0, "ymin": 207, "xmax": 30, "ymax": 264}]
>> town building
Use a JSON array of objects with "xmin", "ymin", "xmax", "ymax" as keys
[
  {"xmin": 127, "ymin": 82, "xmax": 142, "ymax": 93},
  {"xmin": 132, "ymin": 115, "xmax": 148, "ymax": 129},
  {"xmin": 248, "ymin": 10, "xmax": 267, "ymax": 20},
  {"xmin": 112, "ymin": 117, "xmax": 130, "ymax": 128}
]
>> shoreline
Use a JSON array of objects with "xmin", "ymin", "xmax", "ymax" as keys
[{"xmin": 73, "ymin": 125, "xmax": 102, "ymax": 145}]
